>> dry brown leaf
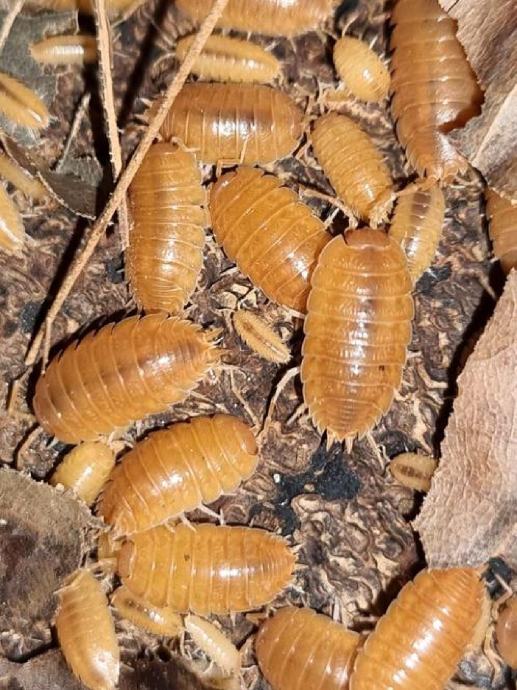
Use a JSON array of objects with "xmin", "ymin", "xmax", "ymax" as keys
[
  {"xmin": 414, "ymin": 271, "xmax": 517, "ymax": 569},
  {"xmin": 439, "ymin": 0, "xmax": 517, "ymax": 201}
]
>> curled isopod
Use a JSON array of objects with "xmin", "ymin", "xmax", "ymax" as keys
[
  {"xmin": 30, "ymin": 34, "xmax": 97, "ymax": 65},
  {"xmin": 111, "ymin": 587, "xmax": 183, "ymax": 637},
  {"xmin": 159, "ymin": 83, "xmax": 304, "ymax": 166},
  {"xmin": 349, "ymin": 568, "xmax": 486, "ymax": 690},
  {"xmin": 233, "ymin": 310, "xmax": 290, "ymax": 364},
  {"xmin": 0, "ymin": 72, "xmax": 49, "ymax": 130},
  {"xmin": 256, "ymin": 607, "xmax": 361, "ymax": 690},
  {"xmin": 50, "ymin": 441, "xmax": 115, "ymax": 506},
  {"xmin": 389, "ymin": 452, "xmax": 437, "ymax": 492},
  {"xmin": 0, "ymin": 153, "xmax": 46, "ymax": 200},
  {"xmin": 33, "ymin": 313, "xmax": 220, "ymax": 444},
  {"xmin": 185, "ymin": 615, "xmax": 241, "ymax": 676},
  {"xmin": 175, "ymin": 34, "xmax": 280, "ymax": 83},
  {"xmin": 117, "ymin": 523, "xmax": 295, "ymax": 614},
  {"xmin": 333, "ymin": 36, "xmax": 390, "ymax": 103},
  {"xmin": 55, "ymin": 569, "xmax": 119, "ymax": 690},
  {"xmin": 98, "ymin": 414, "xmax": 258, "ymax": 536},
  {"xmin": 0, "ymin": 185, "xmax": 25, "ymax": 254},
  {"xmin": 495, "ymin": 595, "xmax": 517, "ymax": 668},
  {"xmin": 311, "ymin": 113, "xmax": 394, "ymax": 225},
  {"xmin": 485, "ymin": 189, "xmax": 517, "ymax": 274}
]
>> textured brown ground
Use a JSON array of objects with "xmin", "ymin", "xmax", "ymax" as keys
[{"xmin": 0, "ymin": 1, "xmax": 513, "ymax": 689}]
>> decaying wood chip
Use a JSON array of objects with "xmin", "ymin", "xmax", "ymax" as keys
[{"xmin": 414, "ymin": 271, "xmax": 517, "ymax": 569}]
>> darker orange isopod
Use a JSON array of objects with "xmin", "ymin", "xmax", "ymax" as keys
[
  {"xmin": 485, "ymin": 189, "xmax": 517, "ymax": 275},
  {"xmin": 495, "ymin": 595, "xmax": 517, "ymax": 668}
]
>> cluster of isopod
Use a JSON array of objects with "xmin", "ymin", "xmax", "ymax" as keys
[{"xmin": 2, "ymin": 0, "xmax": 516, "ymax": 689}]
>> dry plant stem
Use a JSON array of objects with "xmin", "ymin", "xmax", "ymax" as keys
[
  {"xmin": 24, "ymin": 0, "xmax": 230, "ymax": 367},
  {"xmin": 0, "ymin": 0, "xmax": 25, "ymax": 57}
]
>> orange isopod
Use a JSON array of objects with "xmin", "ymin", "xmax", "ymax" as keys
[
  {"xmin": 210, "ymin": 167, "xmax": 330, "ymax": 312},
  {"xmin": 159, "ymin": 83, "xmax": 304, "ymax": 166},
  {"xmin": 30, "ymin": 34, "xmax": 97, "ymax": 65},
  {"xmin": 175, "ymin": 35, "xmax": 280, "ymax": 83},
  {"xmin": 311, "ymin": 113, "xmax": 394, "ymax": 225},
  {"xmin": 0, "ymin": 153, "xmax": 46, "ymax": 200},
  {"xmin": 55, "ymin": 569, "xmax": 119, "ymax": 690},
  {"xmin": 33, "ymin": 313, "xmax": 220, "ymax": 444},
  {"xmin": 333, "ymin": 37, "xmax": 390, "ymax": 103},
  {"xmin": 301, "ymin": 229, "xmax": 413, "ymax": 445},
  {"xmin": 0, "ymin": 185, "xmax": 25, "ymax": 254},
  {"xmin": 485, "ymin": 189, "xmax": 517, "ymax": 275},
  {"xmin": 349, "ymin": 568, "xmax": 486, "ymax": 690},
  {"xmin": 175, "ymin": 0, "xmax": 337, "ymax": 37},
  {"xmin": 50, "ymin": 441, "xmax": 115, "ymax": 506},
  {"xmin": 233, "ymin": 309, "xmax": 290, "ymax": 364},
  {"xmin": 0, "ymin": 72, "xmax": 50, "ymax": 130},
  {"xmin": 389, "ymin": 183, "xmax": 445, "ymax": 282},
  {"xmin": 98, "ymin": 414, "xmax": 258, "ymax": 536},
  {"xmin": 127, "ymin": 142, "xmax": 206, "ymax": 315},
  {"xmin": 389, "ymin": 452, "xmax": 437, "ymax": 492},
  {"xmin": 390, "ymin": 0, "xmax": 483, "ymax": 182},
  {"xmin": 111, "ymin": 586, "xmax": 183, "ymax": 636},
  {"xmin": 256, "ymin": 607, "xmax": 361, "ymax": 690},
  {"xmin": 495, "ymin": 595, "xmax": 517, "ymax": 668},
  {"xmin": 117, "ymin": 523, "xmax": 295, "ymax": 614}
]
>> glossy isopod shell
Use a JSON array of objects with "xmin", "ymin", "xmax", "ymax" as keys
[
  {"xmin": 210, "ymin": 167, "xmax": 329, "ymax": 312},
  {"xmin": 111, "ymin": 587, "xmax": 183, "ymax": 637},
  {"xmin": 159, "ymin": 83, "xmax": 304, "ymax": 166},
  {"xmin": 50, "ymin": 441, "xmax": 115, "ymax": 506},
  {"xmin": 389, "ymin": 452, "xmax": 437, "ymax": 492},
  {"xmin": 233, "ymin": 310, "xmax": 290, "ymax": 364},
  {"xmin": 495, "ymin": 595, "xmax": 517, "ymax": 668},
  {"xmin": 33, "ymin": 313, "xmax": 220, "ymax": 444},
  {"xmin": 333, "ymin": 37, "xmax": 390, "ymax": 103},
  {"xmin": 98, "ymin": 414, "xmax": 258, "ymax": 536},
  {"xmin": 117, "ymin": 523, "xmax": 295, "ymax": 614},
  {"xmin": 485, "ymin": 189, "xmax": 517, "ymax": 275},
  {"xmin": 127, "ymin": 142, "xmax": 206, "ymax": 315},
  {"xmin": 389, "ymin": 183, "xmax": 445, "ymax": 282},
  {"xmin": 175, "ymin": 34, "xmax": 280, "ymax": 83},
  {"xmin": 185, "ymin": 615, "xmax": 240, "ymax": 675},
  {"xmin": 256, "ymin": 607, "xmax": 361, "ymax": 690},
  {"xmin": 30, "ymin": 35, "xmax": 97, "ymax": 65},
  {"xmin": 0, "ymin": 185, "xmax": 25, "ymax": 254},
  {"xmin": 175, "ymin": 0, "xmax": 337, "ymax": 37},
  {"xmin": 55, "ymin": 569, "xmax": 119, "ymax": 690},
  {"xmin": 0, "ymin": 72, "xmax": 49, "ymax": 130},
  {"xmin": 301, "ymin": 229, "xmax": 413, "ymax": 444},
  {"xmin": 390, "ymin": 0, "xmax": 483, "ymax": 182},
  {"xmin": 349, "ymin": 568, "xmax": 486, "ymax": 690},
  {"xmin": 312, "ymin": 113, "xmax": 394, "ymax": 225},
  {"xmin": 0, "ymin": 153, "xmax": 46, "ymax": 200}
]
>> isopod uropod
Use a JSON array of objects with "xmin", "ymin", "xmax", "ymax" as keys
[
  {"xmin": 233, "ymin": 309, "xmax": 290, "ymax": 364},
  {"xmin": 30, "ymin": 34, "xmax": 98, "ymax": 65},
  {"xmin": 389, "ymin": 452, "xmax": 438, "ymax": 492},
  {"xmin": 98, "ymin": 414, "xmax": 258, "ymax": 536},
  {"xmin": 175, "ymin": 34, "xmax": 280, "ymax": 83},
  {"xmin": 0, "ymin": 72, "xmax": 50, "ymax": 130},
  {"xmin": 349, "ymin": 568, "xmax": 486, "ymax": 690},
  {"xmin": 333, "ymin": 36, "xmax": 390, "ymax": 103},
  {"xmin": 33, "ymin": 313, "xmax": 220, "ymax": 444},
  {"xmin": 185, "ymin": 615, "xmax": 241, "ymax": 676},
  {"xmin": 50, "ymin": 441, "xmax": 116, "ymax": 506},
  {"xmin": 111, "ymin": 586, "xmax": 183, "ymax": 637},
  {"xmin": 55, "ymin": 569, "xmax": 119, "ymax": 690},
  {"xmin": 256, "ymin": 607, "xmax": 361, "ymax": 690},
  {"xmin": 0, "ymin": 152, "xmax": 46, "ymax": 200},
  {"xmin": 117, "ymin": 523, "xmax": 295, "ymax": 614},
  {"xmin": 495, "ymin": 595, "xmax": 517, "ymax": 668},
  {"xmin": 485, "ymin": 189, "xmax": 517, "ymax": 275},
  {"xmin": 0, "ymin": 184, "xmax": 25, "ymax": 254},
  {"xmin": 210, "ymin": 166, "xmax": 330, "ymax": 312},
  {"xmin": 127, "ymin": 142, "xmax": 207, "ymax": 315},
  {"xmin": 301, "ymin": 229, "xmax": 413, "ymax": 445}
]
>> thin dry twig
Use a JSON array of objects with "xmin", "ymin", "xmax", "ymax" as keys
[
  {"xmin": 0, "ymin": 0, "xmax": 24, "ymax": 57},
  {"xmin": 25, "ymin": 0, "xmax": 230, "ymax": 367},
  {"xmin": 55, "ymin": 92, "xmax": 91, "ymax": 173}
]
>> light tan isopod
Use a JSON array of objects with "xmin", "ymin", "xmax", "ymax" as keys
[
  {"xmin": 485, "ymin": 189, "xmax": 517, "ymax": 274},
  {"xmin": 233, "ymin": 310, "xmax": 290, "ymax": 364},
  {"xmin": 30, "ymin": 35, "xmax": 98, "ymax": 65},
  {"xmin": 50, "ymin": 441, "xmax": 116, "ymax": 506},
  {"xmin": 55, "ymin": 569, "xmax": 119, "ymax": 690},
  {"xmin": 111, "ymin": 587, "xmax": 183, "ymax": 637},
  {"xmin": 0, "ymin": 72, "xmax": 50, "ymax": 130},
  {"xmin": 333, "ymin": 36, "xmax": 390, "ymax": 103},
  {"xmin": 185, "ymin": 615, "xmax": 241, "ymax": 676},
  {"xmin": 389, "ymin": 452, "xmax": 438, "ymax": 492},
  {"xmin": 175, "ymin": 34, "xmax": 280, "ymax": 83},
  {"xmin": 0, "ymin": 153, "xmax": 46, "ymax": 200},
  {"xmin": 0, "ymin": 185, "xmax": 25, "ymax": 254}
]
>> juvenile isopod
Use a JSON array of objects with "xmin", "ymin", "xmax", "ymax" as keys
[
  {"xmin": 175, "ymin": 0, "xmax": 337, "ymax": 37},
  {"xmin": 349, "ymin": 568, "xmax": 486, "ymax": 690},
  {"xmin": 111, "ymin": 587, "xmax": 183, "ymax": 637},
  {"xmin": 495, "ymin": 595, "xmax": 517, "ymax": 668},
  {"xmin": 127, "ymin": 142, "xmax": 206, "ymax": 315},
  {"xmin": 0, "ymin": 153, "xmax": 46, "ymax": 200},
  {"xmin": 485, "ymin": 189, "xmax": 517, "ymax": 275},
  {"xmin": 389, "ymin": 452, "xmax": 437, "ymax": 492},
  {"xmin": 50, "ymin": 441, "xmax": 116, "ymax": 506},
  {"xmin": 311, "ymin": 113, "xmax": 394, "ymax": 225},
  {"xmin": 117, "ymin": 523, "xmax": 295, "ymax": 614},
  {"xmin": 159, "ymin": 83, "xmax": 304, "ymax": 166},
  {"xmin": 185, "ymin": 615, "xmax": 240, "ymax": 676},
  {"xmin": 233, "ymin": 310, "xmax": 290, "ymax": 364},
  {"xmin": 0, "ymin": 72, "xmax": 50, "ymax": 130},
  {"xmin": 389, "ymin": 183, "xmax": 445, "ymax": 282},
  {"xmin": 210, "ymin": 167, "xmax": 330, "ymax": 312},
  {"xmin": 301, "ymin": 229, "xmax": 413, "ymax": 445},
  {"xmin": 0, "ymin": 185, "xmax": 25, "ymax": 254},
  {"xmin": 98, "ymin": 414, "xmax": 258, "ymax": 536},
  {"xmin": 33, "ymin": 313, "xmax": 220, "ymax": 444},
  {"xmin": 256, "ymin": 607, "xmax": 361, "ymax": 690},
  {"xmin": 333, "ymin": 36, "xmax": 390, "ymax": 103},
  {"xmin": 30, "ymin": 34, "xmax": 97, "ymax": 65},
  {"xmin": 175, "ymin": 35, "xmax": 280, "ymax": 83},
  {"xmin": 390, "ymin": 0, "xmax": 483, "ymax": 182},
  {"xmin": 55, "ymin": 569, "xmax": 119, "ymax": 690}
]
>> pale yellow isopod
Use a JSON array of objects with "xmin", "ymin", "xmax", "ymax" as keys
[
  {"xmin": 233, "ymin": 310, "xmax": 290, "ymax": 364},
  {"xmin": 389, "ymin": 452, "xmax": 438, "ymax": 492},
  {"xmin": 50, "ymin": 442, "xmax": 116, "ymax": 506},
  {"xmin": 111, "ymin": 587, "xmax": 183, "ymax": 637},
  {"xmin": 185, "ymin": 615, "xmax": 240, "ymax": 676},
  {"xmin": 0, "ymin": 72, "xmax": 50, "ymax": 130},
  {"xmin": 0, "ymin": 153, "xmax": 46, "ymax": 200},
  {"xmin": 333, "ymin": 36, "xmax": 390, "ymax": 102},
  {"xmin": 0, "ymin": 185, "xmax": 25, "ymax": 254},
  {"xmin": 30, "ymin": 35, "xmax": 98, "ymax": 65}
]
